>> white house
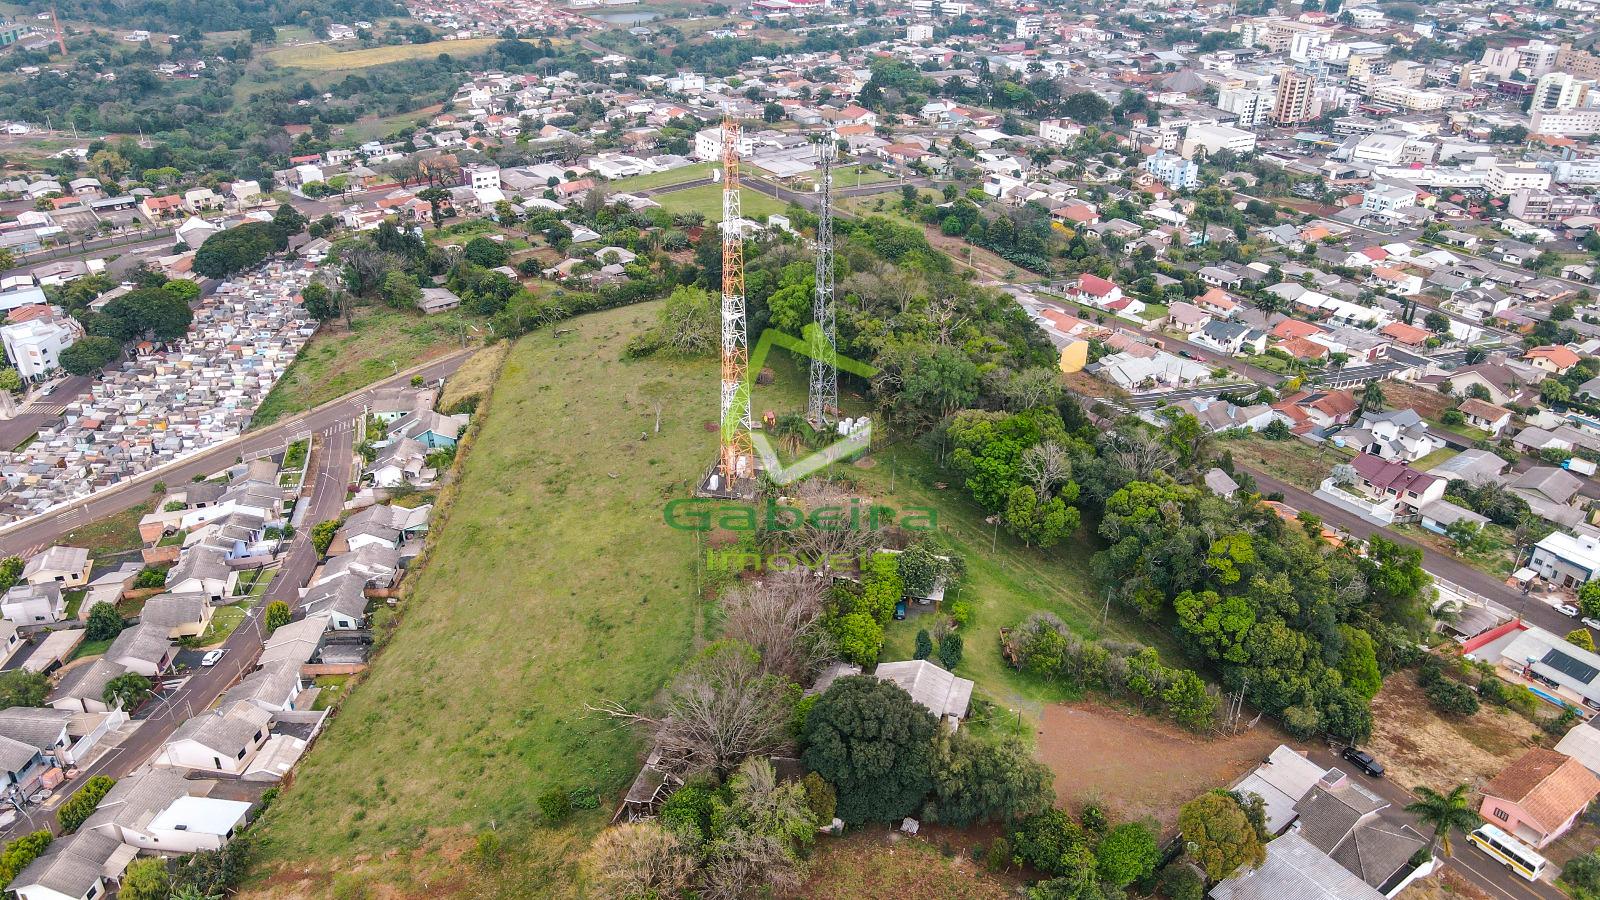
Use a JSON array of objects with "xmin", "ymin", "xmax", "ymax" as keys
[
  {"xmin": 22, "ymin": 546, "xmax": 90, "ymax": 588},
  {"xmin": 155, "ymin": 700, "xmax": 271, "ymax": 775},
  {"xmin": 1, "ymin": 583, "xmax": 64, "ymax": 625}
]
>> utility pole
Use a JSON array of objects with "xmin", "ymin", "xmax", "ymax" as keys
[{"xmin": 716, "ymin": 116, "xmax": 752, "ymax": 488}]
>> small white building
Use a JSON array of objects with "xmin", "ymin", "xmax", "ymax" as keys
[{"xmin": 1, "ymin": 316, "xmax": 83, "ymax": 382}]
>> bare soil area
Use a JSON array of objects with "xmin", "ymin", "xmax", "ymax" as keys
[
  {"xmin": 1367, "ymin": 672, "xmax": 1542, "ymax": 793},
  {"xmin": 1036, "ymin": 702, "xmax": 1296, "ymax": 832},
  {"xmin": 790, "ymin": 828, "xmax": 1018, "ymax": 900},
  {"xmin": 1396, "ymin": 867, "xmax": 1493, "ymax": 900}
]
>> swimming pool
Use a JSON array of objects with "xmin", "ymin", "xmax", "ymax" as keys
[{"xmin": 1526, "ymin": 685, "xmax": 1574, "ymax": 710}]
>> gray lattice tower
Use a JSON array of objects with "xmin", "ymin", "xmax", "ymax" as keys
[{"xmin": 808, "ymin": 134, "xmax": 837, "ymax": 428}]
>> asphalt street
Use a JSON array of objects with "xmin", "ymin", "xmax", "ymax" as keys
[{"xmin": 0, "ymin": 352, "xmax": 462, "ymax": 841}]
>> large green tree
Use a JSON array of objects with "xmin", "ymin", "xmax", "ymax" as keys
[
  {"xmin": 1178, "ymin": 791, "xmax": 1264, "ymax": 882},
  {"xmin": 801, "ymin": 676, "xmax": 938, "ymax": 824},
  {"xmin": 0, "ymin": 670, "xmax": 49, "ymax": 708},
  {"xmin": 930, "ymin": 731, "xmax": 1054, "ymax": 827}
]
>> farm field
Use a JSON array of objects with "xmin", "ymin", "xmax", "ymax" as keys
[
  {"xmin": 250, "ymin": 306, "xmax": 477, "ymax": 429},
  {"xmin": 244, "ymin": 301, "xmax": 713, "ymax": 898}
]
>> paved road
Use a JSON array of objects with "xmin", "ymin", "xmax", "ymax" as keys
[
  {"xmin": 1245, "ymin": 467, "xmax": 1575, "ymax": 640},
  {"xmin": 1305, "ymin": 747, "xmax": 1566, "ymax": 900},
  {"xmin": 0, "ymin": 355, "xmax": 461, "ymax": 840},
  {"xmin": 0, "ymin": 351, "xmax": 468, "ymax": 559}
]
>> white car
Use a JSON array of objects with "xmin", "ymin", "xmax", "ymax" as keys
[
  {"xmin": 1560, "ymin": 603, "xmax": 1581, "ymax": 617},
  {"xmin": 200, "ymin": 649, "xmax": 226, "ymax": 667},
  {"xmin": 1585, "ymin": 618, "xmax": 1600, "ymax": 632}
]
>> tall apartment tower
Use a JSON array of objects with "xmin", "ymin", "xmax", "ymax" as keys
[
  {"xmin": 1533, "ymin": 71, "xmax": 1594, "ymax": 112},
  {"xmin": 1272, "ymin": 69, "xmax": 1317, "ymax": 125}
]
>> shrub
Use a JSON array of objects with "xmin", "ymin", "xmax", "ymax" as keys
[
  {"xmin": 1562, "ymin": 849, "xmax": 1600, "ymax": 900},
  {"xmin": 985, "ymin": 836, "xmax": 1012, "ymax": 873},
  {"xmin": 802, "ymin": 773, "xmax": 836, "ymax": 825},
  {"xmin": 659, "ymin": 784, "xmax": 715, "ymax": 838},
  {"xmin": 85, "ymin": 602, "xmax": 125, "ymax": 641},
  {"xmin": 1424, "ymin": 677, "xmax": 1480, "ymax": 717},
  {"xmin": 537, "ymin": 786, "xmax": 573, "ymax": 825},
  {"xmin": 0, "ymin": 830, "xmax": 51, "ymax": 885},
  {"xmin": 1157, "ymin": 863, "xmax": 1205, "ymax": 900},
  {"xmin": 914, "ymin": 629, "xmax": 933, "ymax": 660},
  {"xmin": 1010, "ymin": 810, "xmax": 1094, "ymax": 877},
  {"xmin": 937, "ymin": 632, "xmax": 964, "ymax": 670},
  {"xmin": 57, "ymin": 776, "xmax": 115, "ymax": 832},
  {"xmin": 133, "ymin": 566, "xmax": 167, "ymax": 589}
]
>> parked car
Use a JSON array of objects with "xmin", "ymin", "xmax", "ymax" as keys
[
  {"xmin": 1585, "ymin": 617, "xmax": 1600, "ymax": 632},
  {"xmin": 201, "ymin": 649, "xmax": 226, "ymax": 667},
  {"xmin": 1560, "ymin": 603, "xmax": 1581, "ymax": 617},
  {"xmin": 894, "ymin": 600, "xmax": 907, "ymax": 621},
  {"xmin": 1341, "ymin": 747, "xmax": 1384, "ymax": 778}
]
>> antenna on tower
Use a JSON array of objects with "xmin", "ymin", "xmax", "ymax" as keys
[
  {"xmin": 807, "ymin": 131, "xmax": 837, "ymax": 430},
  {"xmin": 50, "ymin": 6, "xmax": 65, "ymax": 56},
  {"xmin": 714, "ymin": 116, "xmax": 754, "ymax": 492}
]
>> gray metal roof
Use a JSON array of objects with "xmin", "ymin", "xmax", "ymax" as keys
[{"xmin": 1210, "ymin": 832, "xmax": 1384, "ymax": 900}]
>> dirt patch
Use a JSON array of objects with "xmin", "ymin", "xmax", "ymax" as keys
[
  {"xmin": 1395, "ymin": 866, "xmax": 1493, "ymax": 900},
  {"xmin": 1037, "ymin": 702, "xmax": 1297, "ymax": 832},
  {"xmin": 1383, "ymin": 381, "xmax": 1457, "ymax": 423},
  {"xmin": 790, "ymin": 828, "xmax": 1018, "ymax": 900},
  {"xmin": 1366, "ymin": 672, "xmax": 1543, "ymax": 793}
]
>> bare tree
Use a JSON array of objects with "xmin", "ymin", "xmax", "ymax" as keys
[
  {"xmin": 721, "ymin": 574, "xmax": 835, "ymax": 683},
  {"xmin": 788, "ymin": 520, "xmax": 876, "ymax": 570},
  {"xmin": 583, "ymin": 821, "xmax": 698, "ymax": 899},
  {"xmin": 1100, "ymin": 428, "xmax": 1175, "ymax": 480},
  {"xmin": 590, "ymin": 642, "xmax": 791, "ymax": 776},
  {"xmin": 1020, "ymin": 441, "xmax": 1072, "ymax": 498},
  {"xmin": 1003, "ymin": 367, "xmax": 1064, "ymax": 413},
  {"xmin": 702, "ymin": 830, "xmax": 802, "ymax": 900}
]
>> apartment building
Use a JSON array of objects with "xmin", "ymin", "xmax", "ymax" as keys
[{"xmin": 1273, "ymin": 70, "xmax": 1317, "ymax": 125}]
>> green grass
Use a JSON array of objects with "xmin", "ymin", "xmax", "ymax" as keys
[
  {"xmin": 250, "ymin": 306, "xmax": 476, "ymax": 429},
  {"xmin": 266, "ymin": 37, "xmax": 546, "ymax": 70},
  {"xmin": 69, "ymin": 637, "xmax": 113, "ymax": 662},
  {"xmin": 235, "ymin": 569, "xmax": 276, "ymax": 598},
  {"xmin": 311, "ymin": 675, "xmax": 352, "ymax": 711},
  {"xmin": 604, "ymin": 162, "xmax": 715, "ymax": 192},
  {"xmin": 655, "ymin": 183, "xmax": 789, "ymax": 222},
  {"xmin": 60, "ymin": 501, "xmax": 155, "ymax": 557},
  {"xmin": 1412, "ymin": 446, "xmax": 1458, "ymax": 472},
  {"xmin": 63, "ymin": 590, "xmax": 86, "ymax": 621},
  {"xmin": 197, "ymin": 600, "xmax": 255, "ymax": 647},
  {"xmin": 249, "ymin": 301, "xmax": 711, "ymax": 896}
]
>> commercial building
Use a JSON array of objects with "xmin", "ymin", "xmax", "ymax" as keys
[
  {"xmin": 1532, "ymin": 108, "xmax": 1600, "ymax": 137},
  {"xmin": 1141, "ymin": 151, "xmax": 1200, "ymax": 190},
  {"xmin": 1181, "ymin": 122, "xmax": 1257, "ymax": 158},
  {"xmin": 1218, "ymin": 88, "xmax": 1273, "ymax": 128},
  {"xmin": 1532, "ymin": 72, "xmax": 1593, "ymax": 112},
  {"xmin": 0, "ymin": 313, "xmax": 82, "ymax": 382},
  {"xmin": 1273, "ymin": 70, "xmax": 1317, "ymax": 125}
]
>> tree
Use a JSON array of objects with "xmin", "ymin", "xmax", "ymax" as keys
[
  {"xmin": 0, "ymin": 368, "xmax": 20, "ymax": 394},
  {"xmin": 311, "ymin": 519, "xmax": 341, "ymax": 555},
  {"xmin": 0, "ymin": 556, "xmax": 23, "ymax": 592},
  {"xmin": 1570, "ymin": 629, "xmax": 1597, "ymax": 653},
  {"xmin": 103, "ymin": 672, "xmax": 153, "ymax": 710},
  {"xmin": 1360, "ymin": 380, "xmax": 1386, "ymax": 413},
  {"xmin": 1010, "ymin": 809, "xmax": 1096, "ymax": 877},
  {"xmin": 300, "ymin": 281, "xmax": 339, "ymax": 320},
  {"xmin": 1178, "ymin": 791, "xmax": 1265, "ymax": 882},
  {"xmin": 1337, "ymin": 625, "xmax": 1383, "ymax": 701},
  {"xmin": 1163, "ymin": 670, "xmax": 1219, "ymax": 730},
  {"xmin": 379, "ymin": 271, "xmax": 422, "ymax": 310},
  {"xmin": 85, "ymin": 602, "xmax": 125, "ymax": 641},
  {"xmin": 193, "ymin": 222, "xmax": 285, "ymax": 278},
  {"xmin": 272, "ymin": 202, "xmax": 307, "ymax": 240},
  {"xmin": 763, "ymin": 102, "xmax": 784, "ymax": 122},
  {"xmin": 1424, "ymin": 311, "xmax": 1451, "ymax": 333},
  {"xmin": 463, "ymin": 236, "xmax": 509, "ymax": 268},
  {"xmin": 1562, "ymin": 850, "xmax": 1600, "ymax": 900},
  {"xmin": 598, "ymin": 641, "xmax": 793, "ymax": 777},
  {"xmin": 59, "ymin": 335, "xmax": 122, "ymax": 375},
  {"xmin": 931, "ymin": 731, "xmax": 1053, "ymax": 826},
  {"xmin": 57, "ymin": 776, "xmax": 115, "ymax": 832},
  {"xmin": 0, "ymin": 248, "xmax": 13, "ymax": 271},
  {"xmin": 0, "ymin": 670, "xmax": 49, "ymax": 708},
  {"xmin": 0, "ymin": 831, "xmax": 51, "ymax": 886},
  {"xmin": 828, "ymin": 611, "xmax": 883, "ymax": 666},
  {"xmin": 802, "ymin": 676, "xmax": 938, "ymax": 824},
  {"xmin": 1405, "ymin": 784, "xmax": 1476, "ymax": 857},
  {"xmin": 1062, "ymin": 91, "xmax": 1111, "ymax": 123},
  {"xmin": 1097, "ymin": 821, "xmax": 1160, "ymax": 888},
  {"xmin": 914, "ymin": 629, "xmax": 933, "ymax": 660},
  {"xmin": 120, "ymin": 857, "xmax": 171, "ymax": 900},
  {"xmin": 1583, "ymin": 581, "xmax": 1600, "ymax": 620},
  {"xmin": 937, "ymin": 632, "xmax": 964, "ymax": 670},
  {"xmin": 265, "ymin": 601, "xmax": 292, "ymax": 632}
]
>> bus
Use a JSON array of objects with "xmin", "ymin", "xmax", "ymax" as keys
[{"xmin": 1468, "ymin": 824, "xmax": 1548, "ymax": 881}]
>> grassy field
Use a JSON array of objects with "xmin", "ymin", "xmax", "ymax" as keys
[
  {"xmin": 250, "ymin": 306, "xmax": 476, "ymax": 429},
  {"xmin": 266, "ymin": 37, "xmax": 544, "ymax": 70},
  {"xmin": 438, "ymin": 344, "xmax": 509, "ymax": 412},
  {"xmin": 1222, "ymin": 433, "xmax": 1352, "ymax": 492},
  {"xmin": 245, "ymin": 301, "xmax": 713, "ymax": 898},
  {"xmin": 656, "ymin": 183, "xmax": 789, "ymax": 221},
  {"xmin": 60, "ymin": 500, "xmax": 155, "ymax": 557},
  {"xmin": 605, "ymin": 161, "xmax": 715, "ymax": 193}
]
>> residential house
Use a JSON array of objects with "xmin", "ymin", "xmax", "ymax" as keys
[
  {"xmin": 1210, "ymin": 832, "xmax": 1386, "ymax": 900},
  {"xmin": 1456, "ymin": 399, "xmax": 1513, "ymax": 436},
  {"xmin": 8, "ymin": 829, "xmax": 128, "ymax": 900},
  {"xmin": 1425, "ymin": 448, "xmax": 1506, "ymax": 486},
  {"xmin": 1167, "ymin": 302, "xmax": 1212, "ymax": 335},
  {"xmin": 365, "ymin": 437, "xmax": 429, "ymax": 488},
  {"xmin": 139, "ymin": 592, "xmax": 214, "ymax": 639},
  {"xmin": 1481, "ymin": 748, "xmax": 1600, "ymax": 848},
  {"xmin": 1230, "ymin": 746, "xmax": 1333, "ymax": 835},
  {"xmin": 1066, "ymin": 274, "xmax": 1123, "ymax": 307},
  {"xmin": 1508, "ymin": 466, "xmax": 1585, "ymax": 529},
  {"xmin": 1440, "ymin": 360, "xmax": 1539, "ymax": 406},
  {"xmin": 1194, "ymin": 320, "xmax": 1267, "ymax": 356},
  {"xmin": 104, "ymin": 623, "xmax": 172, "ymax": 678},
  {"xmin": 155, "ymin": 700, "xmax": 271, "ymax": 775},
  {"xmin": 258, "ymin": 614, "xmax": 330, "ymax": 667},
  {"xmin": 1155, "ymin": 398, "xmax": 1275, "ymax": 433},
  {"xmin": 49, "ymin": 659, "xmax": 128, "ymax": 714},
  {"xmin": 1291, "ymin": 768, "xmax": 1431, "ymax": 894},
  {"xmin": 22, "ymin": 546, "xmax": 90, "ymax": 588},
  {"xmin": 0, "ymin": 621, "xmax": 21, "ymax": 667},
  {"xmin": 222, "ymin": 659, "xmax": 304, "ymax": 714},
  {"xmin": 1342, "ymin": 409, "xmax": 1445, "ymax": 463},
  {"xmin": 872, "ymin": 661, "xmax": 973, "ymax": 729},
  {"xmin": 164, "ymin": 544, "xmax": 230, "ymax": 603},
  {"xmin": 300, "ymin": 573, "xmax": 369, "ymax": 630},
  {"xmin": 1323, "ymin": 454, "xmax": 1446, "ymax": 524},
  {"xmin": 417, "ymin": 287, "xmax": 461, "ymax": 315},
  {"xmin": 1527, "ymin": 345, "xmax": 1583, "ymax": 375},
  {"xmin": 1, "ymin": 583, "xmax": 64, "ymax": 625},
  {"xmin": 1530, "ymin": 530, "xmax": 1600, "ymax": 587},
  {"xmin": 82, "ymin": 764, "xmax": 249, "ymax": 854}
]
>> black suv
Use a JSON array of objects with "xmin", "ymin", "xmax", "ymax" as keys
[{"xmin": 1341, "ymin": 747, "xmax": 1385, "ymax": 778}]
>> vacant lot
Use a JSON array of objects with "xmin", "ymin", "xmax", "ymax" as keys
[
  {"xmin": 1396, "ymin": 867, "xmax": 1492, "ymax": 900},
  {"xmin": 268, "ymin": 37, "xmax": 542, "ymax": 70},
  {"xmin": 655, "ymin": 183, "xmax": 788, "ymax": 221},
  {"xmin": 1383, "ymin": 380, "xmax": 1457, "ymax": 423},
  {"xmin": 60, "ymin": 500, "xmax": 155, "ymax": 557},
  {"xmin": 245, "ymin": 301, "xmax": 712, "ymax": 898},
  {"xmin": 791, "ymin": 830, "xmax": 1015, "ymax": 899},
  {"xmin": 250, "ymin": 306, "xmax": 475, "ymax": 428},
  {"xmin": 1224, "ymin": 433, "xmax": 1353, "ymax": 492},
  {"xmin": 437, "ymin": 343, "xmax": 508, "ymax": 412},
  {"xmin": 1037, "ymin": 702, "xmax": 1294, "ymax": 831},
  {"xmin": 1367, "ymin": 672, "xmax": 1541, "ymax": 793}
]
